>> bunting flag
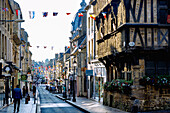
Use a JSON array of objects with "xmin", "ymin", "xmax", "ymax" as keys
[
  {"xmin": 102, "ymin": 12, "xmax": 107, "ymax": 19},
  {"xmin": 90, "ymin": 13, "xmax": 96, "ymax": 20},
  {"xmin": 51, "ymin": 46, "xmax": 54, "ymax": 50},
  {"xmin": 29, "ymin": 11, "xmax": 35, "ymax": 19},
  {"xmin": 53, "ymin": 12, "xmax": 58, "ymax": 16},
  {"xmin": 67, "ymin": 46, "xmax": 70, "ymax": 48},
  {"xmin": 2, "ymin": 8, "xmax": 8, "ymax": 11},
  {"xmin": 43, "ymin": 12, "xmax": 48, "ymax": 17},
  {"xmin": 66, "ymin": 13, "xmax": 71, "ymax": 15},
  {"xmin": 37, "ymin": 46, "xmax": 39, "ymax": 48},
  {"xmin": 15, "ymin": 9, "xmax": 19, "ymax": 16},
  {"xmin": 22, "ymin": 45, "xmax": 25, "ymax": 47},
  {"xmin": 78, "ymin": 13, "xmax": 83, "ymax": 17},
  {"xmin": 30, "ymin": 46, "xmax": 32, "ymax": 47},
  {"xmin": 44, "ymin": 46, "xmax": 47, "ymax": 48}
]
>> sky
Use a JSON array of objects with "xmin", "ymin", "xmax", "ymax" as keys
[{"xmin": 14, "ymin": 0, "xmax": 90, "ymax": 62}]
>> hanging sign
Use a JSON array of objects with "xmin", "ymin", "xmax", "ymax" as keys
[
  {"xmin": 86, "ymin": 70, "xmax": 93, "ymax": 76},
  {"xmin": 21, "ymin": 74, "xmax": 27, "ymax": 81}
]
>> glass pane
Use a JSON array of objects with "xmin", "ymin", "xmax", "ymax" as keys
[
  {"xmin": 159, "ymin": 0, "xmax": 167, "ymax": 5},
  {"xmin": 160, "ymin": 9, "xmax": 168, "ymax": 24},
  {"xmin": 145, "ymin": 61, "xmax": 155, "ymax": 68},
  {"xmin": 145, "ymin": 69, "xmax": 155, "ymax": 76}
]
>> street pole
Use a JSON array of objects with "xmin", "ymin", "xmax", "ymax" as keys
[
  {"xmin": 73, "ymin": 65, "xmax": 76, "ymax": 102},
  {"xmin": 64, "ymin": 67, "xmax": 67, "ymax": 99}
]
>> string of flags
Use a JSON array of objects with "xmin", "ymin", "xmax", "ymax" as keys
[
  {"xmin": 1, "ymin": 8, "xmax": 108, "ymax": 20},
  {"xmin": 21, "ymin": 45, "xmax": 70, "ymax": 50}
]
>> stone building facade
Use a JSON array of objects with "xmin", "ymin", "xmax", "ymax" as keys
[
  {"xmin": 69, "ymin": 0, "xmax": 87, "ymax": 97},
  {"xmin": 93, "ymin": 0, "xmax": 170, "ymax": 112}
]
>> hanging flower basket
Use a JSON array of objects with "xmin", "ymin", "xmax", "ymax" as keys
[
  {"xmin": 104, "ymin": 79, "xmax": 133, "ymax": 94},
  {"xmin": 139, "ymin": 75, "xmax": 170, "ymax": 88}
]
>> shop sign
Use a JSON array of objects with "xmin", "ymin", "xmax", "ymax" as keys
[
  {"xmin": 21, "ymin": 74, "xmax": 27, "ymax": 81},
  {"xmin": 86, "ymin": 70, "xmax": 93, "ymax": 76},
  {"xmin": 94, "ymin": 67, "xmax": 106, "ymax": 77},
  {"xmin": 3, "ymin": 65, "xmax": 12, "ymax": 74}
]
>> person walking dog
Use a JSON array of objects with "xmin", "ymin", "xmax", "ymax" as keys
[{"xmin": 13, "ymin": 85, "xmax": 22, "ymax": 113}]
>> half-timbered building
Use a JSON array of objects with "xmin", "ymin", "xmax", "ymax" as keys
[{"xmin": 92, "ymin": 0, "xmax": 170, "ymax": 111}]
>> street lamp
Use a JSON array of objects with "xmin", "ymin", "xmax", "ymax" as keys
[
  {"xmin": 73, "ymin": 60, "xmax": 77, "ymax": 102},
  {"xmin": 64, "ymin": 67, "xmax": 67, "ymax": 99}
]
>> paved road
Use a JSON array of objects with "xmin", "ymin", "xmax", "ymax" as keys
[{"xmin": 38, "ymin": 86, "xmax": 84, "ymax": 113}]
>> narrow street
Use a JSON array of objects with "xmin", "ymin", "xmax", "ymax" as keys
[{"xmin": 38, "ymin": 85, "xmax": 84, "ymax": 113}]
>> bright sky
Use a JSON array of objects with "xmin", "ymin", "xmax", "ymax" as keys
[{"xmin": 14, "ymin": 0, "xmax": 90, "ymax": 62}]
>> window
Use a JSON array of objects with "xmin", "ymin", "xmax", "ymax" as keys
[
  {"xmin": 145, "ymin": 60, "xmax": 170, "ymax": 76},
  {"xmin": 159, "ymin": 0, "xmax": 167, "ymax": 5},
  {"xmin": 159, "ymin": 0, "xmax": 170, "ymax": 24},
  {"xmin": 160, "ymin": 9, "xmax": 168, "ymax": 24},
  {"xmin": 121, "ymin": 72, "xmax": 125, "ymax": 79},
  {"xmin": 127, "ymin": 73, "xmax": 132, "ymax": 81}
]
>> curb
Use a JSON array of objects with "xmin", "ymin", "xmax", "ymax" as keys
[
  {"xmin": 55, "ymin": 95, "xmax": 90, "ymax": 113},
  {"xmin": 0, "ymin": 102, "xmax": 13, "ymax": 110},
  {"xmin": 36, "ymin": 89, "xmax": 41, "ymax": 113}
]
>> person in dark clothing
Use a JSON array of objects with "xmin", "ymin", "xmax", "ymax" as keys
[
  {"xmin": 22, "ymin": 86, "xmax": 26, "ymax": 98},
  {"xmin": 13, "ymin": 85, "xmax": 22, "ymax": 113},
  {"xmin": 26, "ymin": 86, "xmax": 28, "ymax": 95},
  {"xmin": 33, "ymin": 86, "xmax": 36, "ymax": 97}
]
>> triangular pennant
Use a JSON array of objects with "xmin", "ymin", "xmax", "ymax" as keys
[
  {"xmin": 22, "ymin": 45, "xmax": 25, "ymax": 47},
  {"xmin": 78, "ymin": 13, "xmax": 83, "ymax": 17},
  {"xmin": 51, "ymin": 46, "xmax": 54, "ymax": 50},
  {"xmin": 44, "ymin": 46, "xmax": 47, "ymax": 48},
  {"xmin": 43, "ymin": 12, "xmax": 48, "ymax": 17},
  {"xmin": 90, "ymin": 13, "xmax": 96, "ymax": 20},
  {"xmin": 66, "ymin": 13, "xmax": 71, "ymax": 15},
  {"xmin": 53, "ymin": 12, "xmax": 58, "ymax": 16},
  {"xmin": 29, "ymin": 11, "xmax": 35, "ymax": 19},
  {"xmin": 102, "ymin": 12, "xmax": 107, "ymax": 19},
  {"xmin": 37, "ymin": 46, "xmax": 39, "ymax": 48},
  {"xmin": 15, "ymin": 9, "xmax": 19, "ymax": 16}
]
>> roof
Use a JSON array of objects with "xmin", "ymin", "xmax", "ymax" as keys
[{"xmin": 71, "ymin": 36, "xmax": 86, "ymax": 55}]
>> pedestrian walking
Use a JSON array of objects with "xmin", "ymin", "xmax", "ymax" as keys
[
  {"xmin": 33, "ymin": 85, "xmax": 36, "ymax": 97},
  {"xmin": 13, "ymin": 85, "xmax": 22, "ymax": 113},
  {"xmin": 22, "ymin": 86, "xmax": 26, "ymax": 98}
]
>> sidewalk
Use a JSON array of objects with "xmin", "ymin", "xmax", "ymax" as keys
[
  {"xmin": 54, "ymin": 93, "xmax": 129, "ymax": 113},
  {"xmin": 0, "ymin": 91, "xmax": 36, "ymax": 113}
]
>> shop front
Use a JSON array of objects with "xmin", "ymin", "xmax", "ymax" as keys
[{"xmin": 94, "ymin": 63, "xmax": 106, "ymax": 103}]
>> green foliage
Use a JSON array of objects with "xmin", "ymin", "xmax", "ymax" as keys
[
  {"xmin": 104, "ymin": 79, "xmax": 133, "ymax": 94},
  {"xmin": 139, "ymin": 75, "xmax": 170, "ymax": 87}
]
